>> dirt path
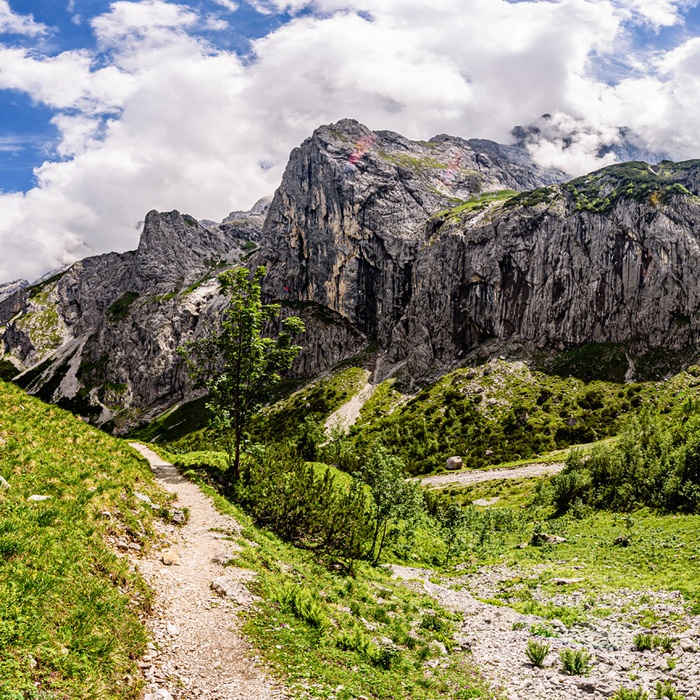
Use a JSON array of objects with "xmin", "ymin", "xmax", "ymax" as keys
[
  {"xmin": 420, "ymin": 461, "xmax": 566, "ymax": 488},
  {"xmin": 128, "ymin": 443, "xmax": 286, "ymax": 700}
]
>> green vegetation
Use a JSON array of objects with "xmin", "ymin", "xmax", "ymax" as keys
[
  {"xmin": 14, "ymin": 305, "xmax": 63, "ymax": 352},
  {"xmin": 128, "ymin": 396, "xmax": 212, "ymax": 444},
  {"xmin": 613, "ymin": 687, "xmax": 651, "ymax": 700},
  {"xmin": 563, "ymin": 161, "xmax": 695, "ymax": 213},
  {"xmin": 0, "ymin": 380, "xmax": 168, "ymax": 698},
  {"xmin": 434, "ymin": 190, "xmax": 518, "ymax": 220},
  {"xmin": 504, "ymin": 185, "xmax": 561, "ymax": 209},
  {"xmin": 26, "ymin": 270, "xmax": 67, "ymax": 299},
  {"xmin": 249, "ymin": 366, "xmax": 368, "ymax": 443},
  {"xmin": 634, "ymin": 633, "xmax": 675, "ymax": 653},
  {"xmin": 349, "ymin": 361, "xmax": 662, "ymax": 474},
  {"xmin": 173, "ymin": 472, "xmax": 499, "ymax": 700},
  {"xmin": 525, "ymin": 638, "xmax": 550, "ymax": 667},
  {"xmin": 107, "ymin": 292, "xmax": 140, "ymax": 321},
  {"xmin": 559, "ymin": 647, "xmax": 593, "ymax": 675},
  {"xmin": 0, "ymin": 358, "xmax": 17, "ymax": 381},
  {"xmin": 547, "ymin": 399, "xmax": 700, "ymax": 513},
  {"xmin": 655, "ymin": 680, "xmax": 685, "ymax": 700}
]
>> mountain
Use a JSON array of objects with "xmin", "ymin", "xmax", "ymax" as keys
[
  {"xmin": 0, "ymin": 278, "xmax": 28, "ymax": 303},
  {"xmin": 4, "ymin": 118, "xmax": 700, "ymax": 432}
]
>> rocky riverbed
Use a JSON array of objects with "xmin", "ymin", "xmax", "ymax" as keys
[{"xmin": 392, "ymin": 565, "xmax": 700, "ymax": 700}]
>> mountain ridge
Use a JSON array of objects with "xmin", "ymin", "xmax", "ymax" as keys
[{"xmin": 2, "ymin": 119, "xmax": 700, "ymax": 431}]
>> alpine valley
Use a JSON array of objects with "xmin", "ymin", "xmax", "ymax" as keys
[{"xmin": 9, "ymin": 119, "xmax": 700, "ymax": 700}]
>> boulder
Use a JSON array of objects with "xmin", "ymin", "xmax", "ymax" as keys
[{"xmin": 446, "ymin": 456, "xmax": 463, "ymax": 470}]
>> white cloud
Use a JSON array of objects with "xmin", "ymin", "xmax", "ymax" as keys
[
  {"xmin": 0, "ymin": 0, "xmax": 48, "ymax": 36},
  {"xmin": 213, "ymin": 0, "xmax": 239, "ymax": 10},
  {"xmin": 2, "ymin": 0, "xmax": 700, "ymax": 281}
]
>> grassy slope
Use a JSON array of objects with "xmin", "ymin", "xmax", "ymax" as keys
[
  {"xmin": 351, "ymin": 361, "xmax": 664, "ymax": 474},
  {"xmin": 0, "ymin": 380, "xmax": 168, "ymax": 699}
]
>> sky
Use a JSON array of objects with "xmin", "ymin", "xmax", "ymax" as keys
[{"xmin": 2, "ymin": 0, "xmax": 700, "ymax": 282}]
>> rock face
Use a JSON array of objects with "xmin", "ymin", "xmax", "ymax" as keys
[
  {"xmin": 0, "ymin": 279, "xmax": 28, "ymax": 304},
  {"xmin": 261, "ymin": 119, "xmax": 564, "ymax": 351},
  {"xmin": 5, "ymin": 119, "xmax": 700, "ymax": 432},
  {"xmin": 1, "ymin": 207, "xmax": 265, "ymax": 431},
  {"xmin": 261, "ymin": 126, "xmax": 700, "ymax": 383}
]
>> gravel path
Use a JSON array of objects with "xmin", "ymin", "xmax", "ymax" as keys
[
  {"xmin": 128, "ymin": 443, "xmax": 286, "ymax": 700},
  {"xmin": 420, "ymin": 461, "xmax": 567, "ymax": 488}
]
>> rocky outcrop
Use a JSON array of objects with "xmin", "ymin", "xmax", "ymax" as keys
[
  {"xmin": 261, "ymin": 126, "xmax": 700, "ymax": 383},
  {"xmin": 0, "ymin": 279, "xmax": 28, "ymax": 304},
  {"xmin": 389, "ymin": 162, "xmax": 700, "ymax": 377},
  {"xmin": 1, "ymin": 207, "xmax": 264, "ymax": 431},
  {"xmin": 260, "ymin": 119, "xmax": 564, "ymax": 349}
]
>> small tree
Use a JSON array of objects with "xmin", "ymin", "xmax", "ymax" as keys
[
  {"xmin": 179, "ymin": 266, "xmax": 304, "ymax": 480},
  {"xmin": 436, "ymin": 501, "xmax": 467, "ymax": 565},
  {"xmin": 361, "ymin": 445, "xmax": 421, "ymax": 565}
]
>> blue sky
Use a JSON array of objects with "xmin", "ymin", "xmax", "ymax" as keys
[
  {"xmin": 0, "ymin": 0, "xmax": 305, "ymax": 192},
  {"xmin": 2, "ymin": 0, "xmax": 700, "ymax": 281}
]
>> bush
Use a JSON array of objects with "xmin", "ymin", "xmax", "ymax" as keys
[
  {"xmin": 547, "ymin": 401, "xmax": 700, "ymax": 514},
  {"xmin": 560, "ymin": 648, "xmax": 593, "ymax": 675},
  {"xmin": 655, "ymin": 680, "xmax": 685, "ymax": 700},
  {"xmin": 613, "ymin": 688, "xmax": 650, "ymax": 700},
  {"xmin": 634, "ymin": 633, "xmax": 675, "ymax": 653},
  {"xmin": 237, "ymin": 443, "xmax": 374, "ymax": 567},
  {"xmin": 525, "ymin": 639, "xmax": 550, "ymax": 667}
]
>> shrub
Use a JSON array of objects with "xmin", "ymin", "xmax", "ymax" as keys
[
  {"xmin": 237, "ymin": 443, "xmax": 374, "ymax": 567},
  {"xmin": 613, "ymin": 688, "xmax": 650, "ymax": 700},
  {"xmin": 655, "ymin": 680, "xmax": 685, "ymax": 700},
  {"xmin": 530, "ymin": 623, "xmax": 557, "ymax": 637},
  {"xmin": 656, "ymin": 635, "xmax": 675, "ymax": 654},
  {"xmin": 546, "ymin": 401, "xmax": 700, "ymax": 514},
  {"xmin": 560, "ymin": 647, "xmax": 593, "ymax": 675},
  {"xmin": 634, "ymin": 632, "xmax": 654, "ymax": 651},
  {"xmin": 272, "ymin": 584, "xmax": 330, "ymax": 632},
  {"xmin": 420, "ymin": 613, "xmax": 449, "ymax": 633},
  {"xmin": 525, "ymin": 639, "xmax": 550, "ymax": 667}
]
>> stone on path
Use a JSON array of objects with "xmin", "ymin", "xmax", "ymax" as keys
[
  {"xmin": 161, "ymin": 551, "xmax": 180, "ymax": 566},
  {"xmin": 211, "ymin": 576, "xmax": 259, "ymax": 606}
]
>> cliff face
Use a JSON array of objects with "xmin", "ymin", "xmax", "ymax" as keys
[
  {"xmin": 260, "ymin": 119, "xmax": 564, "ymax": 351},
  {"xmin": 1, "ymin": 208, "xmax": 262, "ymax": 431},
  {"xmin": 5, "ymin": 119, "xmax": 700, "ymax": 432}
]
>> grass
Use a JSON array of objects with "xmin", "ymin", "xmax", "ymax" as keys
[
  {"xmin": 433, "ymin": 190, "xmax": 518, "ymax": 221},
  {"xmin": 106, "ymin": 292, "xmax": 140, "ymax": 321},
  {"xmin": 562, "ymin": 161, "xmax": 696, "ymax": 214},
  {"xmin": 0, "ymin": 380, "xmax": 169, "ymax": 698},
  {"xmin": 351, "ymin": 359, "xmax": 664, "ymax": 475}
]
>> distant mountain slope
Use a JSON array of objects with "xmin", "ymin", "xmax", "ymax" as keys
[{"xmin": 5, "ymin": 119, "xmax": 700, "ymax": 433}]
